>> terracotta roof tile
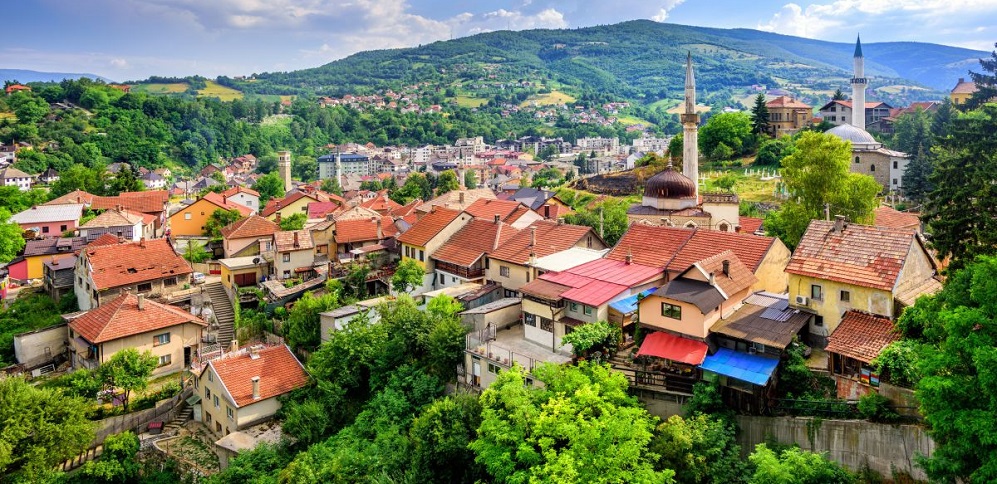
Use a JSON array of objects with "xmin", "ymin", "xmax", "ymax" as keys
[
  {"xmin": 606, "ymin": 224, "xmax": 695, "ymax": 268},
  {"xmin": 873, "ymin": 206, "xmax": 920, "ymax": 232},
  {"xmin": 45, "ymin": 189, "xmax": 97, "ymax": 206},
  {"xmin": 739, "ymin": 217, "xmax": 764, "ymax": 234},
  {"xmin": 360, "ymin": 194, "xmax": 402, "ymax": 214},
  {"xmin": 432, "ymin": 219, "xmax": 520, "ymax": 267},
  {"xmin": 396, "ymin": 207, "xmax": 463, "ymax": 247},
  {"xmin": 80, "ymin": 209, "xmax": 144, "ymax": 229},
  {"xmin": 88, "ymin": 233, "xmax": 123, "ymax": 248},
  {"xmin": 307, "ymin": 201, "xmax": 342, "ymax": 219},
  {"xmin": 209, "ymin": 345, "xmax": 308, "ymax": 408},
  {"xmin": 825, "ymin": 310, "xmax": 899, "ymax": 363},
  {"xmin": 488, "ymin": 220, "xmax": 597, "ymax": 264},
  {"xmin": 69, "ymin": 293, "xmax": 205, "ymax": 343},
  {"xmin": 91, "ymin": 191, "xmax": 169, "ymax": 214},
  {"xmin": 766, "ymin": 96, "xmax": 811, "ymax": 109},
  {"xmin": 417, "ymin": 188, "xmax": 496, "ymax": 213},
  {"xmin": 83, "ymin": 238, "xmax": 192, "ymax": 290},
  {"xmin": 261, "ymin": 192, "xmax": 317, "ymax": 217},
  {"xmin": 274, "ymin": 230, "xmax": 314, "ymax": 252},
  {"xmin": 786, "ymin": 220, "xmax": 919, "ymax": 292},
  {"xmin": 666, "ymin": 230, "xmax": 777, "ymax": 273},
  {"xmin": 688, "ymin": 251, "xmax": 757, "ymax": 297},
  {"xmin": 220, "ymin": 215, "xmax": 279, "ymax": 240},
  {"xmin": 952, "ymin": 79, "xmax": 978, "ymax": 95},
  {"xmin": 462, "ymin": 198, "xmax": 523, "ymax": 221},
  {"xmin": 221, "ymin": 185, "xmax": 260, "ymax": 198},
  {"xmin": 334, "ymin": 217, "xmax": 398, "ymax": 244},
  {"xmin": 606, "ymin": 224, "xmax": 778, "ymax": 274},
  {"xmin": 202, "ymin": 192, "xmax": 254, "ymax": 217}
]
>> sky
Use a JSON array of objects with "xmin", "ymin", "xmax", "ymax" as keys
[{"xmin": 4, "ymin": 0, "xmax": 996, "ymax": 82}]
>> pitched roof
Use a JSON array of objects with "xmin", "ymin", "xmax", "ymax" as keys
[
  {"xmin": 825, "ymin": 310, "xmax": 899, "ymax": 363},
  {"xmin": 684, "ymin": 251, "xmax": 757, "ymax": 298},
  {"xmin": 396, "ymin": 207, "xmax": 463, "ymax": 247},
  {"xmin": 334, "ymin": 216, "xmax": 398, "ymax": 244},
  {"xmin": 0, "ymin": 167, "xmax": 33, "ymax": 179},
  {"xmin": 88, "ymin": 233, "xmax": 123, "ymax": 248},
  {"xmin": 83, "ymin": 238, "xmax": 192, "ymax": 290},
  {"xmin": 873, "ymin": 206, "xmax": 920, "ymax": 232},
  {"xmin": 260, "ymin": 191, "xmax": 317, "ymax": 217},
  {"xmin": 739, "ymin": 217, "xmax": 764, "ymax": 235},
  {"xmin": 11, "ymin": 204, "xmax": 84, "ymax": 225},
  {"xmin": 606, "ymin": 224, "xmax": 777, "ymax": 273},
  {"xmin": 208, "ymin": 345, "xmax": 308, "ymax": 408},
  {"xmin": 710, "ymin": 292, "xmax": 811, "ymax": 349},
  {"xmin": 220, "ymin": 215, "xmax": 279, "ymax": 240},
  {"xmin": 360, "ymin": 194, "xmax": 402, "ymax": 214},
  {"xmin": 91, "ymin": 191, "xmax": 169, "ymax": 214},
  {"xmin": 201, "ymin": 192, "xmax": 254, "ymax": 216},
  {"xmin": 69, "ymin": 293, "xmax": 204, "ymax": 344},
  {"xmin": 518, "ymin": 279, "xmax": 572, "ymax": 300},
  {"xmin": 432, "ymin": 219, "xmax": 520, "ymax": 267},
  {"xmin": 274, "ymin": 230, "xmax": 314, "ymax": 252},
  {"xmin": 786, "ymin": 220, "xmax": 921, "ymax": 292},
  {"xmin": 23, "ymin": 237, "xmax": 88, "ymax": 257},
  {"xmin": 45, "ymin": 189, "xmax": 97, "ymax": 206},
  {"xmin": 417, "ymin": 188, "xmax": 496, "ymax": 213},
  {"xmin": 537, "ymin": 259, "xmax": 661, "ymax": 307},
  {"xmin": 952, "ymin": 78, "xmax": 978, "ymax": 95},
  {"xmin": 606, "ymin": 224, "xmax": 695, "ymax": 268},
  {"xmin": 80, "ymin": 208, "xmax": 144, "ymax": 229},
  {"xmin": 821, "ymin": 100, "xmax": 890, "ymax": 110},
  {"xmin": 463, "ymin": 198, "xmax": 527, "ymax": 222},
  {"xmin": 307, "ymin": 201, "xmax": 342, "ymax": 219},
  {"xmin": 766, "ymin": 96, "xmax": 811, "ymax": 109},
  {"xmin": 488, "ymin": 219, "xmax": 597, "ymax": 264},
  {"xmin": 221, "ymin": 185, "xmax": 260, "ymax": 198}
]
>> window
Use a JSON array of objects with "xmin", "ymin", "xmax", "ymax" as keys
[
  {"xmin": 137, "ymin": 282, "xmax": 152, "ymax": 292},
  {"xmin": 206, "ymin": 387, "xmax": 212, "ymax": 400},
  {"xmin": 487, "ymin": 363, "xmax": 500, "ymax": 374},
  {"xmin": 419, "ymin": 250, "xmax": 424, "ymax": 262},
  {"xmin": 216, "ymin": 422, "xmax": 222, "ymax": 432},
  {"xmin": 569, "ymin": 302, "xmax": 578, "ymax": 312},
  {"xmin": 893, "ymin": 161, "xmax": 898, "ymax": 169},
  {"xmin": 854, "ymin": 156, "xmax": 860, "ymax": 164},
  {"xmin": 200, "ymin": 211, "xmax": 205, "ymax": 216},
  {"xmin": 840, "ymin": 290, "xmax": 850, "ymax": 302},
  {"xmin": 811, "ymin": 284, "xmax": 822, "ymax": 301},
  {"xmin": 814, "ymin": 315, "xmax": 824, "ymax": 327},
  {"xmin": 208, "ymin": 371, "xmax": 213, "ymax": 382},
  {"xmin": 42, "ymin": 226, "xmax": 49, "ymax": 233},
  {"xmin": 158, "ymin": 354, "xmax": 171, "ymax": 366},
  {"xmin": 870, "ymin": 164, "xmax": 875, "ymax": 172},
  {"xmin": 184, "ymin": 212, "xmax": 192, "ymax": 220},
  {"xmin": 214, "ymin": 395, "xmax": 219, "ymax": 408},
  {"xmin": 540, "ymin": 317, "xmax": 554, "ymax": 332},
  {"xmin": 153, "ymin": 333, "xmax": 171, "ymax": 346},
  {"xmin": 206, "ymin": 412, "xmax": 212, "ymax": 424},
  {"xmin": 583, "ymin": 305, "xmax": 593, "ymax": 316},
  {"xmin": 524, "ymin": 313, "xmax": 536, "ymax": 327},
  {"xmin": 282, "ymin": 253, "xmax": 290, "ymax": 262},
  {"xmin": 587, "ymin": 236, "xmax": 593, "ymax": 248},
  {"xmin": 661, "ymin": 302, "xmax": 682, "ymax": 319},
  {"xmin": 227, "ymin": 406, "xmax": 234, "ymax": 420},
  {"xmin": 60, "ymin": 225, "xmax": 67, "ymax": 232},
  {"xmin": 893, "ymin": 178, "xmax": 898, "ymax": 185},
  {"xmin": 500, "ymin": 266, "xmax": 510, "ymax": 277},
  {"xmin": 164, "ymin": 277, "xmax": 177, "ymax": 286}
]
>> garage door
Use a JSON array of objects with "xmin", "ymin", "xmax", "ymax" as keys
[{"xmin": 234, "ymin": 272, "xmax": 257, "ymax": 287}]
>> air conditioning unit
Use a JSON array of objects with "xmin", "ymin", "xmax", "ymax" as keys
[{"xmin": 795, "ymin": 295, "xmax": 809, "ymax": 306}]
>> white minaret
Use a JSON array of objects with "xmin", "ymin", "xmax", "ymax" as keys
[
  {"xmin": 277, "ymin": 150, "xmax": 292, "ymax": 192},
  {"xmin": 851, "ymin": 34, "xmax": 867, "ymax": 131},
  {"xmin": 681, "ymin": 52, "xmax": 700, "ymax": 200}
]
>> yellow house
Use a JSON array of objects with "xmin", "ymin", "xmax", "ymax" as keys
[
  {"xmin": 169, "ymin": 192, "xmax": 253, "ymax": 237},
  {"xmin": 197, "ymin": 344, "xmax": 308, "ymax": 437},
  {"xmin": 950, "ymin": 77, "xmax": 978, "ymax": 106},
  {"xmin": 16, "ymin": 237, "xmax": 87, "ymax": 280},
  {"xmin": 786, "ymin": 218, "xmax": 940, "ymax": 346},
  {"xmin": 396, "ymin": 207, "xmax": 470, "ymax": 293},
  {"xmin": 219, "ymin": 256, "xmax": 270, "ymax": 291},
  {"xmin": 260, "ymin": 191, "xmax": 320, "ymax": 223},
  {"xmin": 765, "ymin": 96, "xmax": 812, "ymax": 136},
  {"xmin": 67, "ymin": 293, "xmax": 206, "ymax": 375}
]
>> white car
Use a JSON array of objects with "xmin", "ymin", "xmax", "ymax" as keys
[{"xmin": 192, "ymin": 272, "xmax": 206, "ymax": 285}]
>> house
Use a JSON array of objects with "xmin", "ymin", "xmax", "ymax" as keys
[
  {"xmin": 78, "ymin": 208, "xmax": 155, "ymax": 242},
  {"xmin": 431, "ymin": 218, "xmax": 519, "ymax": 288},
  {"xmin": 74, "ymin": 238, "xmax": 193, "ymax": 310},
  {"xmin": 273, "ymin": 230, "xmax": 315, "ymax": 280},
  {"xmin": 0, "ymin": 145, "xmax": 16, "ymax": 165},
  {"xmin": 168, "ymin": 192, "xmax": 254, "ymax": 237},
  {"xmin": 503, "ymin": 187, "xmax": 571, "ymax": 213},
  {"xmin": 486, "ymin": 220, "xmax": 606, "ymax": 296},
  {"xmin": 260, "ymin": 191, "xmax": 323, "ymax": 222},
  {"xmin": 221, "ymin": 186, "xmax": 261, "ymax": 214},
  {"xmin": 462, "ymin": 198, "xmax": 542, "ymax": 230},
  {"xmin": 765, "ymin": 96, "xmax": 812, "ymax": 136},
  {"xmin": 950, "ymin": 77, "xmax": 978, "ymax": 106},
  {"xmin": 87, "ymin": 190, "xmax": 170, "ymax": 232},
  {"xmin": 359, "ymin": 192, "xmax": 402, "ymax": 215},
  {"xmin": 219, "ymin": 257, "xmax": 270, "ymax": 291},
  {"xmin": 5, "ymin": 84, "xmax": 31, "ymax": 95},
  {"xmin": 11, "ymin": 204, "xmax": 84, "ymax": 237},
  {"xmin": 818, "ymin": 100, "xmax": 892, "ymax": 127},
  {"xmin": 397, "ymin": 207, "xmax": 472, "ymax": 294},
  {"xmin": 44, "ymin": 254, "xmax": 77, "ymax": 302},
  {"xmin": 873, "ymin": 206, "xmax": 921, "ymax": 233},
  {"xmin": 333, "ymin": 216, "xmax": 397, "ymax": 259},
  {"xmin": 415, "ymin": 188, "xmax": 496, "ymax": 215},
  {"xmin": 6, "ymin": 236, "xmax": 87, "ymax": 281},
  {"xmin": 140, "ymin": 171, "xmax": 167, "ymax": 190},
  {"xmin": 785, "ymin": 217, "xmax": 940, "ymax": 346},
  {"xmin": 67, "ymin": 293, "xmax": 206, "ymax": 374},
  {"xmin": 827, "ymin": 124, "xmax": 908, "ymax": 192},
  {"xmin": 306, "ymin": 201, "xmax": 343, "ymax": 220},
  {"xmin": 219, "ymin": 215, "xmax": 279, "ymax": 259},
  {"xmin": 197, "ymin": 345, "xmax": 308, "ymax": 437},
  {"xmin": 38, "ymin": 168, "xmax": 59, "ymax": 185},
  {"xmin": 824, "ymin": 310, "xmax": 899, "ymax": 398}
]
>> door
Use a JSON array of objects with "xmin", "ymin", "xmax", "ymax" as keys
[
  {"xmin": 184, "ymin": 347, "xmax": 192, "ymax": 367},
  {"xmin": 234, "ymin": 272, "xmax": 257, "ymax": 287}
]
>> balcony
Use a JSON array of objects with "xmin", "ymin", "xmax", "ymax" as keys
[
  {"xmin": 436, "ymin": 261, "xmax": 484, "ymax": 280},
  {"xmin": 465, "ymin": 323, "xmax": 571, "ymax": 374}
]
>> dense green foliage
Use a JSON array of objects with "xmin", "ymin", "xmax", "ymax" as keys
[
  {"xmin": 284, "ymin": 290, "xmax": 341, "ymax": 352},
  {"xmin": 79, "ymin": 431, "xmax": 141, "ymax": 483},
  {"xmin": 965, "ymin": 43, "xmax": 997, "ymax": 110},
  {"xmin": 0, "ymin": 294, "xmax": 64, "ymax": 365},
  {"xmin": 391, "ymin": 258, "xmax": 425, "ymax": 293},
  {"xmin": 700, "ymin": 112, "xmax": 755, "ymax": 161},
  {"xmin": 204, "ymin": 208, "xmax": 242, "ymax": 239},
  {"xmin": 747, "ymin": 444, "xmax": 854, "ymax": 484},
  {"xmin": 278, "ymin": 212, "xmax": 307, "ymax": 231},
  {"xmin": 564, "ymin": 196, "xmax": 628, "ymax": 245},
  {"xmin": 98, "ymin": 348, "xmax": 158, "ymax": 411},
  {"xmin": 560, "ymin": 320, "xmax": 620, "ymax": 357},
  {"xmin": 0, "ymin": 208, "xmax": 25, "ymax": 264},
  {"xmin": 650, "ymin": 414, "xmax": 747, "ymax": 484}
]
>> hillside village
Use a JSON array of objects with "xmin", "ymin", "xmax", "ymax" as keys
[{"xmin": 1, "ymin": 29, "xmax": 996, "ymax": 482}]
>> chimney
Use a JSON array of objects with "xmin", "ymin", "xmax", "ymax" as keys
[
  {"xmin": 722, "ymin": 260, "xmax": 730, "ymax": 277},
  {"xmin": 376, "ymin": 217, "xmax": 383, "ymax": 240},
  {"xmin": 139, "ymin": 237, "xmax": 145, "ymax": 248},
  {"xmin": 530, "ymin": 226, "xmax": 536, "ymax": 247},
  {"xmin": 708, "ymin": 272, "xmax": 716, "ymax": 287},
  {"xmin": 958, "ymin": 77, "xmax": 965, "ymax": 83},
  {"xmin": 275, "ymin": 212, "xmax": 281, "ymax": 225},
  {"xmin": 137, "ymin": 294, "xmax": 145, "ymax": 310},
  {"xmin": 544, "ymin": 205, "xmax": 550, "ymax": 219},
  {"xmin": 293, "ymin": 231, "xmax": 299, "ymax": 248},
  {"xmin": 251, "ymin": 376, "xmax": 260, "ymax": 400},
  {"xmin": 230, "ymin": 340, "xmax": 239, "ymax": 354},
  {"xmin": 459, "ymin": 191, "xmax": 465, "ymax": 204},
  {"xmin": 494, "ymin": 214, "xmax": 501, "ymax": 224},
  {"xmin": 834, "ymin": 214, "xmax": 846, "ymax": 233},
  {"xmin": 625, "ymin": 249, "xmax": 633, "ymax": 265}
]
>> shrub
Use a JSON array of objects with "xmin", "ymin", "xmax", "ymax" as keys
[
  {"xmin": 561, "ymin": 321, "xmax": 620, "ymax": 358},
  {"xmin": 858, "ymin": 393, "xmax": 900, "ymax": 423}
]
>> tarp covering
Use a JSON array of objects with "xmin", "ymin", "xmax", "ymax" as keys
[
  {"xmin": 608, "ymin": 287, "xmax": 658, "ymax": 315},
  {"xmin": 699, "ymin": 348, "xmax": 779, "ymax": 386},
  {"xmin": 636, "ymin": 331, "xmax": 708, "ymax": 365}
]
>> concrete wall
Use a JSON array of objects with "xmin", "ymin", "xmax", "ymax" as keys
[
  {"xmin": 754, "ymin": 241, "xmax": 791, "ymax": 294},
  {"xmin": 462, "ymin": 303, "xmax": 521, "ymax": 332},
  {"xmin": 14, "ymin": 323, "xmax": 67, "ymax": 368}
]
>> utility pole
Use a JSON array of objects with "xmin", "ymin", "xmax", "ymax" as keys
[{"xmin": 599, "ymin": 206, "xmax": 604, "ymax": 240}]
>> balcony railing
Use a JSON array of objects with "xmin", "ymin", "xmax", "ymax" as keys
[{"xmin": 436, "ymin": 261, "xmax": 484, "ymax": 280}]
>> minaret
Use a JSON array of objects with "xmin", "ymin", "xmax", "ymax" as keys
[
  {"xmin": 277, "ymin": 150, "xmax": 292, "ymax": 192},
  {"xmin": 850, "ymin": 34, "xmax": 867, "ymax": 131},
  {"xmin": 681, "ymin": 52, "xmax": 700, "ymax": 200}
]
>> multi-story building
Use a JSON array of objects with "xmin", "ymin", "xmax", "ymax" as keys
[{"xmin": 74, "ymin": 238, "xmax": 193, "ymax": 310}]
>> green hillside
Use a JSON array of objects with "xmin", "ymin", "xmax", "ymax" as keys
[{"xmin": 231, "ymin": 20, "xmax": 986, "ymax": 106}]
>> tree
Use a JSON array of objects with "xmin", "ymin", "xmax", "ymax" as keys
[
  {"xmin": 900, "ymin": 256, "xmax": 997, "ymax": 481},
  {"xmin": 764, "ymin": 132, "xmax": 880, "ymax": 248},
  {"xmin": 471, "ymin": 362, "xmax": 672, "ymax": 483},
  {"xmin": 252, "ymin": 172, "xmax": 285, "ymax": 204},
  {"xmin": 531, "ymin": 167, "xmax": 564, "ymax": 188},
  {"xmin": 650, "ymin": 414, "xmax": 747, "ymax": 484},
  {"xmin": 965, "ymin": 42, "xmax": 997, "ymax": 110},
  {"xmin": 464, "ymin": 169, "xmax": 477, "ymax": 189},
  {"xmin": 891, "ymin": 107, "xmax": 932, "ymax": 156},
  {"xmin": 699, "ymin": 112, "xmax": 755, "ymax": 160},
  {"xmin": 391, "ymin": 173, "xmax": 429, "ymax": 204},
  {"xmin": 755, "ymin": 137, "xmax": 794, "ymax": 166},
  {"xmin": 320, "ymin": 177, "xmax": 343, "ymax": 196},
  {"xmin": 279, "ymin": 212, "xmax": 307, "ymax": 231},
  {"xmin": 0, "ymin": 377, "xmax": 94, "ymax": 481},
  {"xmin": 285, "ymin": 291, "xmax": 339, "ymax": 352},
  {"xmin": 712, "ymin": 172, "xmax": 740, "ymax": 192},
  {"xmin": 7, "ymin": 91, "xmax": 49, "ymax": 124},
  {"xmin": 924, "ymin": 105, "xmax": 997, "ymax": 267},
  {"xmin": 901, "ymin": 149, "xmax": 933, "ymax": 203},
  {"xmin": 0, "ymin": 208, "xmax": 25, "ymax": 264},
  {"xmin": 204, "ymin": 208, "xmax": 243, "ymax": 239},
  {"xmin": 80, "ymin": 431, "xmax": 140, "ymax": 483},
  {"xmin": 750, "ymin": 93, "xmax": 771, "ymax": 136},
  {"xmin": 255, "ymin": 154, "xmax": 278, "ymax": 174},
  {"xmin": 436, "ymin": 170, "xmax": 460, "ymax": 195},
  {"xmin": 108, "ymin": 165, "xmax": 144, "ymax": 195},
  {"xmin": 667, "ymin": 133, "xmax": 684, "ymax": 164},
  {"xmin": 409, "ymin": 394, "xmax": 485, "ymax": 483},
  {"xmin": 392, "ymin": 258, "xmax": 425, "ymax": 293},
  {"xmin": 747, "ymin": 444, "xmax": 854, "ymax": 484},
  {"xmin": 50, "ymin": 164, "xmax": 107, "ymax": 198},
  {"xmin": 832, "ymin": 88, "xmax": 846, "ymax": 101},
  {"xmin": 182, "ymin": 240, "xmax": 210, "ymax": 263},
  {"xmin": 292, "ymin": 155, "xmax": 318, "ymax": 182},
  {"xmin": 98, "ymin": 348, "xmax": 158, "ymax": 411},
  {"xmin": 565, "ymin": 198, "xmax": 627, "ymax": 245}
]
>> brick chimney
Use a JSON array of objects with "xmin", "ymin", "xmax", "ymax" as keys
[
  {"xmin": 625, "ymin": 249, "xmax": 633, "ymax": 265},
  {"xmin": 458, "ymin": 191, "xmax": 465, "ymax": 204},
  {"xmin": 251, "ymin": 376, "xmax": 260, "ymax": 400},
  {"xmin": 494, "ymin": 214, "xmax": 501, "ymax": 224},
  {"xmin": 722, "ymin": 260, "xmax": 730, "ymax": 277},
  {"xmin": 293, "ymin": 231, "xmax": 299, "ymax": 248},
  {"xmin": 137, "ymin": 293, "xmax": 145, "ymax": 310}
]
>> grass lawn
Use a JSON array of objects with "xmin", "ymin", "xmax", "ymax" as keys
[
  {"xmin": 520, "ymin": 90, "xmax": 575, "ymax": 107},
  {"xmin": 454, "ymin": 95, "xmax": 488, "ymax": 108},
  {"xmin": 132, "ymin": 83, "xmax": 188, "ymax": 94},
  {"xmin": 198, "ymin": 80, "xmax": 243, "ymax": 101},
  {"xmin": 615, "ymin": 115, "xmax": 649, "ymax": 126}
]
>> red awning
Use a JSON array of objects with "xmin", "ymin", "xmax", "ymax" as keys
[{"xmin": 636, "ymin": 331, "xmax": 708, "ymax": 366}]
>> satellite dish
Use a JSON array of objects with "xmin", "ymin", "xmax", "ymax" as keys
[{"xmin": 252, "ymin": 257, "xmax": 261, "ymax": 264}]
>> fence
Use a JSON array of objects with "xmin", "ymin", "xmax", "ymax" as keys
[{"xmin": 91, "ymin": 386, "xmax": 193, "ymax": 446}]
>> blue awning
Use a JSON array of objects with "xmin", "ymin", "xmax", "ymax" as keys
[
  {"xmin": 608, "ymin": 287, "xmax": 658, "ymax": 315},
  {"xmin": 699, "ymin": 348, "xmax": 779, "ymax": 386}
]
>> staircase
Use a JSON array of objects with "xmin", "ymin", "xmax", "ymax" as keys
[
  {"xmin": 59, "ymin": 444, "xmax": 103, "ymax": 472},
  {"xmin": 205, "ymin": 282, "xmax": 235, "ymax": 349},
  {"xmin": 163, "ymin": 406, "xmax": 193, "ymax": 434}
]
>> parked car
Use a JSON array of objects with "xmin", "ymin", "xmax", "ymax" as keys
[{"xmin": 192, "ymin": 272, "xmax": 206, "ymax": 284}]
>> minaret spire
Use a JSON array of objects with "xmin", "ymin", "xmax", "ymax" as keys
[
  {"xmin": 682, "ymin": 52, "xmax": 700, "ymax": 201},
  {"xmin": 850, "ymin": 34, "xmax": 867, "ymax": 131}
]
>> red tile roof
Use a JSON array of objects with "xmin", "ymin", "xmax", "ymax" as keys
[
  {"xmin": 69, "ymin": 293, "xmax": 204, "ymax": 344},
  {"xmin": 786, "ymin": 220, "xmax": 921, "ymax": 292},
  {"xmin": 91, "ymin": 191, "xmax": 169, "ymax": 214},
  {"xmin": 606, "ymin": 224, "xmax": 778, "ymax": 273},
  {"xmin": 307, "ymin": 201, "xmax": 342, "ymax": 219},
  {"xmin": 766, "ymin": 96, "xmax": 811, "ymax": 109},
  {"xmin": 89, "ymin": 233, "xmax": 123, "ymax": 248},
  {"xmin": 334, "ymin": 216, "xmax": 398, "ymax": 244},
  {"xmin": 666, "ymin": 230, "xmax": 777, "ymax": 273},
  {"xmin": 396, "ymin": 207, "xmax": 463, "ymax": 247},
  {"xmin": 952, "ymin": 78, "xmax": 978, "ymax": 95},
  {"xmin": 83, "ymin": 238, "xmax": 192, "ymax": 290},
  {"xmin": 260, "ymin": 191, "xmax": 318, "ymax": 217},
  {"xmin": 739, "ymin": 217, "xmax": 764, "ymax": 234},
  {"xmin": 220, "ymin": 215, "xmax": 279, "ymax": 240},
  {"xmin": 824, "ymin": 310, "xmax": 899, "ymax": 363},
  {"xmin": 202, "ymin": 192, "xmax": 254, "ymax": 216},
  {"xmin": 222, "ymin": 185, "xmax": 260, "ymax": 198},
  {"xmin": 432, "ymin": 219, "xmax": 519, "ymax": 267},
  {"xmin": 274, "ymin": 230, "xmax": 314, "ymax": 252},
  {"xmin": 209, "ymin": 345, "xmax": 308, "ymax": 408},
  {"xmin": 360, "ymin": 194, "xmax": 402, "ymax": 214},
  {"xmin": 606, "ymin": 224, "xmax": 694, "ymax": 268},
  {"xmin": 46, "ymin": 189, "xmax": 97, "ymax": 206},
  {"xmin": 463, "ymin": 198, "xmax": 524, "ymax": 221},
  {"xmin": 686, "ymin": 251, "xmax": 757, "ymax": 298},
  {"xmin": 873, "ymin": 206, "xmax": 920, "ymax": 232},
  {"xmin": 488, "ymin": 220, "xmax": 597, "ymax": 265}
]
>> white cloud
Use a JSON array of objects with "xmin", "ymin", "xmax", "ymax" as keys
[
  {"xmin": 109, "ymin": 58, "xmax": 129, "ymax": 69},
  {"xmin": 651, "ymin": 1, "xmax": 686, "ymax": 22}
]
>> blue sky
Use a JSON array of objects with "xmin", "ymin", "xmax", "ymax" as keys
[{"xmin": 4, "ymin": 0, "xmax": 996, "ymax": 81}]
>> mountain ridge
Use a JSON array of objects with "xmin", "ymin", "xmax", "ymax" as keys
[{"xmin": 0, "ymin": 69, "xmax": 113, "ymax": 84}]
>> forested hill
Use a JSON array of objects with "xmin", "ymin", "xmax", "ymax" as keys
[{"xmin": 235, "ymin": 20, "xmax": 986, "ymax": 102}]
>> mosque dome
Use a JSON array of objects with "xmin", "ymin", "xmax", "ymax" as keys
[
  {"xmin": 827, "ymin": 123, "xmax": 877, "ymax": 145},
  {"xmin": 644, "ymin": 166, "xmax": 697, "ymax": 199}
]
